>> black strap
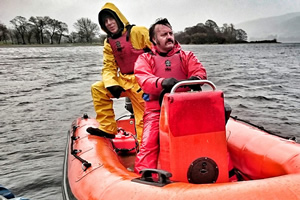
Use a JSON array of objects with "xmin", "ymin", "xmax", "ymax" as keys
[
  {"xmin": 143, "ymin": 47, "xmax": 151, "ymax": 53},
  {"xmin": 125, "ymin": 24, "xmax": 135, "ymax": 41},
  {"xmin": 229, "ymin": 168, "xmax": 244, "ymax": 181}
]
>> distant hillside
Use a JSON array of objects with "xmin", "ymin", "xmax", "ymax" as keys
[{"xmin": 235, "ymin": 12, "xmax": 300, "ymax": 43}]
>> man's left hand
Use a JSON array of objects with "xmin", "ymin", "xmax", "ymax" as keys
[{"xmin": 187, "ymin": 76, "xmax": 202, "ymax": 91}]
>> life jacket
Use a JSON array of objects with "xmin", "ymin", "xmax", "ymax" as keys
[
  {"xmin": 144, "ymin": 51, "xmax": 188, "ymax": 101},
  {"xmin": 108, "ymin": 25, "xmax": 145, "ymax": 74},
  {"xmin": 153, "ymin": 51, "xmax": 187, "ymax": 80}
]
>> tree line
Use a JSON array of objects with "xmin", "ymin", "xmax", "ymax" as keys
[
  {"xmin": 0, "ymin": 16, "xmax": 103, "ymax": 45},
  {"xmin": 175, "ymin": 19, "xmax": 247, "ymax": 44},
  {"xmin": 0, "ymin": 16, "xmax": 248, "ymax": 45}
]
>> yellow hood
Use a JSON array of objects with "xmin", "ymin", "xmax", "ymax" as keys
[{"xmin": 98, "ymin": 2, "xmax": 129, "ymax": 36}]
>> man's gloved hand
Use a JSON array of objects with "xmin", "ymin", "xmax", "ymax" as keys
[
  {"xmin": 161, "ymin": 78, "xmax": 179, "ymax": 91},
  {"xmin": 107, "ymin": 85, "xmax": 125, "ymax": 99},
  {"xmin": 187, "ymin": 76, "xmax": 202, "ymax": 91}
]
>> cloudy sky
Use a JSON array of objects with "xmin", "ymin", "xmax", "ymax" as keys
[{"xmin": 1, "ymin": 0, "xmax": 300, "ymax": 33}]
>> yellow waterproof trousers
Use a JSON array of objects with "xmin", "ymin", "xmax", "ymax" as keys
[{"xmin": 91, "ymin": 81, "xmax": 144, "ymax": 144}]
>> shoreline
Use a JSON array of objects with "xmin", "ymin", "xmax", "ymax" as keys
[
  {"xmin": 0, "ymin": 43, "xmax": 103, "ymax": 48},
  {"xmin": 1, "ymin": 41, "xmax": 299, "ymax": 48}
]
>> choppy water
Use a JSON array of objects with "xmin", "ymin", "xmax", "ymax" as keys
[{"xmin": 0, "ymin": 43, "xmax": 299, "ymax": 199}]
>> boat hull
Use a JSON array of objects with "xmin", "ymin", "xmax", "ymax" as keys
[{"xmin": 62, "ymin": 115, "xmax": 300, "ymax": 200}]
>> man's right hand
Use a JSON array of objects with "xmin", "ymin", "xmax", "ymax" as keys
[
  {"xmin": 161, "ymin": 78, "xmax": 179, "ymax": 91},
  {"xmin": 107, "ymin": 86, "xmax": 125, "ymax": 99}
]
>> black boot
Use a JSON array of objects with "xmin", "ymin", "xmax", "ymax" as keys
[{"xmin": 86, "ymin": 127, "xmax": 115, "ymax": 139}]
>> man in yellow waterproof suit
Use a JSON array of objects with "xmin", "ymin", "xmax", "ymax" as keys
[{"xmin": 87, "ymin": 2, "xmax": 151, "ymax": 144}]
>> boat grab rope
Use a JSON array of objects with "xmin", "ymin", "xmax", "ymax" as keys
[
  {"xmin": 231, "ymin": 116, "xmax": 297, "ymax": 142},
  {"xmin": 70, "ymin": 120, "xmax": 92, "ymax": 171}
]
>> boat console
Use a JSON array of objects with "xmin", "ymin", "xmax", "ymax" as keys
[{"xmin": 159, "ymin": 80, "xmax": 229, "ymax": 183}]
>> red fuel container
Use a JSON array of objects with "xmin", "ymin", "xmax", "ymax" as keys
[{"xmin": 111, "ymin": 128, "xmax": 138, "ymax": 154}]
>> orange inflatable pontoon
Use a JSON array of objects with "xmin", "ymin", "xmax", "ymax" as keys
[{"xmin": 62, "ymin": 81, "xmax": 300, "ymax": 200}]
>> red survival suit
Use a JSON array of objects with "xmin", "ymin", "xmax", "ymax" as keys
[{"xmin": 134, "ymin": 42, "xmax": 207, "ymax": 173}]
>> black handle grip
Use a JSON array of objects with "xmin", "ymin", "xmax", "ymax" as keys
[{"xmin": 132, "ymin": 168, "xmax": 172, "ymax": 187}]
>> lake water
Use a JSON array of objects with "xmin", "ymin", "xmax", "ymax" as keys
[{"xmin": 0, "ymin": 43, "xmax": 299, "ymax": 199}]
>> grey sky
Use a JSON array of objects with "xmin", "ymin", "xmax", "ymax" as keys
[{"xmin": 1, "ymin": 0, "xmax": 300, "ymax": 33}]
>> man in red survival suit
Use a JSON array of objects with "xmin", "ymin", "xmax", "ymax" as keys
[{"xmin": 133, "ymin": 18, "xmax": 207, "ymax": 173}]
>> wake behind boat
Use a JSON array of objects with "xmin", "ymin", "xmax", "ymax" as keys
[{"xmin": 62, "ymin": 80, "xmax": 300, "ymax": 200}]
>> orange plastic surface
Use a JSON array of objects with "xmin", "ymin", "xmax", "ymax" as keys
[{"xmin": 64, "ymin": 115, "xmax": 300, "ymax": 200}]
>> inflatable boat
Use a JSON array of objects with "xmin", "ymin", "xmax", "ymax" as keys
[{"xmin": 62, "ymin": 80, "xmax": 300, "ymax": 200}]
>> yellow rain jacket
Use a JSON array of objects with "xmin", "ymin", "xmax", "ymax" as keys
[
  {"xmin": 99, "ymin": 2, "xmax": 151, "ymax": 90},
  {"xmin": 91, "ymin": 3, "xmax": 151, "ymax": 143}
]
